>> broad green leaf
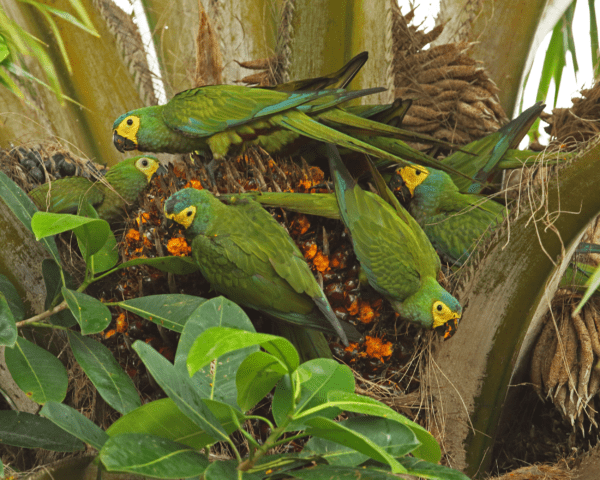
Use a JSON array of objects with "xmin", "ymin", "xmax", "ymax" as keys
[
  {"xmin": 303, "ymin": 416, "xmax": 419, "ymax": 467},
  {"xmin": 0, "ymin": 410, "xmax": 83, "ymax": 451},
  {"xmin": 0, "ymin": 274, "xmax": 25, "ymax": 321},
  {"xmin": 90, "ymin": 230, "xmax": 119, "ymax": 274},
  {"xmin": 76, "ymin": 201, "xmax": 118, "ymax": 273},
  {"xmin": 107, "ymin": 397, "xmax": 244, "ymax": 449},
  {"xmin": 287, "ymin": 464, "xmax": 420, "ymax": 479},
  {"xmin": 40, "ymin": 402, "xmax": 109, "ymax": 450},
  {"xmin": 42, "ymin": 259, "xmax": 77, "ymax": 328},
  {"xmin": 68, "ymin": 331, "xmax": 140, "ymax": 414},
  {"xmin": 325, "ymin": 391, "xmax": 440, "ymax": 463},
  {"xmin": 31, "ymin": 212, "xmax": 109, "ymax": 256},
  {"xmin": 176, "ymin": 297, "xmax": 258, "ymax": 408},
  {"xmin": 114, "ymin": 256, "xmax": 200, "ymax": 275},
  {"xmin": 303, "ymin": 417, "xmax": 405, "ymax": 473},
  {"xmin": 99, "ymin": 433, "xmax": 208, "ymax": 478},
  {"xmin": 0, "ymin": 293, "xmax": 17, "ymax": 347},
  {"xmin": 0, "ymin": 172, "xmax": 60, "ymax": 262},
  {"xmin": 205, "ymin": 460, "xmax": 262, "ymax": 479},
  {"xmin": 272, "ymin": 359, "xmax": 354, "ymax": 430},
  {"xmin": 61, "ymin": 288, "xmax": 111, "ymax": 335},
  {"xmin": 398, "ymin": 456, "xmax": 471, "ymax": 480},
  {"xmin": 0, "ymin": 457, "xmax": 3, "ymax": 477},
  {"xmin": 133, "ymin": 340, "xmax": 228, "ymax": 442},
  {"xmin": 237, "ymin": 351, "xmax": 287, "ymax": 412},
  {"xmin": 117, "ymin": 294, "xmax": 207, "ymax": 332},
  {"xmin": 4, "ymin": 336, "xmax": 68, "ymax": 404},
  {"xmin": 187, "ymin": 327, "xmax": 299, "ymax": 378}
]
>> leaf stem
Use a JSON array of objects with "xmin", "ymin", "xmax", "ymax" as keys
[{"xmin": 15, "ymin": 300, "xmax": 67, "ymax": 327}]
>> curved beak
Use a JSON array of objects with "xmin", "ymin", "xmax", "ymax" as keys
[
  {"xmin": 436, "ymin": 316, "xmax": 460, "ymax": 341},
  {"xmin": 113, "ymin": 131, "xmax": 137, "ymax": 152}
]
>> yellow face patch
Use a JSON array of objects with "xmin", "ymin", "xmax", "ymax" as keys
[
  {"xmin": 397, "ymin": 165, "xmax": 429, "ymax": 197},
  {"xmin": 165, "ymin": 205, "xmax": 197, "ymax": 229},
  {"xmin": 114, "ymin": 115, "xmax": 140, "ymax": 146},
  {"xmin": 135, "ymin": 157, "xmax": 160, "ymax": 183},
  {"xmin": 432, "ymin": 301, "xmax": 461, "ymax": 329}
]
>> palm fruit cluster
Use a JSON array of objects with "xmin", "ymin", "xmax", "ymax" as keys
[
  {"xmin": 390, "ymin": 4, "xmax": 507, "ymax": 146},
  {"xmin": 530, "ymin": 296, "xmax": 600, "ymax": 435},
  {"xmin": 0, "ymin": 144, "xmax": 107, "ymax": 191},
  {"xmin": 105, "ymin": 150, "xmax": 429, "ymax": 390}
]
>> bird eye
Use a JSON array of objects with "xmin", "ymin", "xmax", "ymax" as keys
[
  {"xmin": 415, "ymin": 169, "xmax": 421, "ymax": 176},
  {"xmin": 437, "ymin": 304, "xmax": 443, "ymax": 311},
  {"xmin": 141, "ymin": 159, "xmax": 148, "ymax": 167},
  {"xmin": 127, "ymin": 118, "xmax": 133, "ymax": 126},
  {"xmin": 186, "ymin": 211, "xmax": 193, "ymax": 217}
]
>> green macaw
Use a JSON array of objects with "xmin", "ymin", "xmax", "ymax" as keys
[
  {"xmin": 112, "ymin": 85, "xmax": 472, "ymax": 183},
  {"xmin": 29, "ymin": 155, "xmax": 160, "ymax": 222},
  {"xmin": 163, "ymin": 188, "xmax": 362, "ymax": 360},
  {"xmin": 326, "ymin": 144, "xmax": 462, "ymax": 335},
  {"xmin": 389, "ymin": 163, "xmax": 506, "ymax": 266}
]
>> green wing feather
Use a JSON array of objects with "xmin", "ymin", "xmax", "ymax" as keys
[
  {"xmin": 162, "ymin": 85, "xmax": 384, "ymax": 138},
  {"xmin": 29, "ymin": 177, "xmax": 104, "ymax": 214},
  {"xmin": 264, "ymin": 52, "xmax": 368, "ymax": 92}
]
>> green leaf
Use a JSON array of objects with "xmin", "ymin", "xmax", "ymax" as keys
[
  {"xmin": 99, "ymin": 433, "xmax": 209, "ymax": 478},
  {"xmin": 187, "ymin": 327, "xmax": 299, "ymax": 378},
  {"xmin": 31, "ymin": 212, "xmax": 109, "ymax": 257},
  {"xmin": 0, "ymin": 172, "xmax": 60, "ymax": 262},
  {"xmin": 0, "ymin": 293, "xmax": 17, "ymax": 347},
  {"xmin": 303, "ymin": 417, "xmax": 405, "ymax": 473},
  {"xmin": 398, "ymin": 456, "xmax": 471, "ymax": 480},
  {"xmin": 90, "ymin": 230, "xmax": 119, "ymax": 274},
  {"xmin": 132, "ymin": 340, "xmax": 229, "ymax": 442},
  {"xmin": 68, "ymin": 331, "xmax": 140, "ymax": 414},
  {"xmin": 286, "ymin": 464, "xmax": 424, "ymax": 479},
  {"xmin": 574, "ymin": 263, "xmax": 600, "ymax": 315},
  {"xmin": 303, "ymin": 416, "xmax": 419, "ymax": 467},
  {"xmin": 0, "ymin": 33, "xmax": 9, "ymax": 63},
  {"xmin": 0, "ymin": 410, "xmax": 83, "ymax": 451},
  {"xmin": 4, "ymin": 336, "xmax": 68, "ymax": 404},
  {"xmin": 117, "ymin": 294, "xmax": 207, "ymax": 332},
  {"xmin": 0, "ymin": 274, "xmax": 25, "ymax": 321},
  {"xmin": 176, "ymin": 297, "xmax": 258, "ymax": 408},
  {"xmin": 61, "ymin": 288, "xmax": 111, "ymax": 335},
  {"xmin": 40, "ymin": 401, "xmax": 109, "ymax": 450},
  {"xmin": 115, "ymin": 256, "xmax": 200, "ymax": 275},
  {"xmin": 41, "ymin": 259, "xmax": 77, "ymax": 328},
  {"xmin": 324, "ymin": 391, "xmax": 441, "ymax": 463},
  {"xmin": 590, "ymin": 0, "xmax": 600, "ymax": 77},
  {"xmin": 106, "ymin": 397, "xmax": 244, "ymax": 449},
  {"xmin": 237, "ymin": 351, "xmax": 287, "ymax": 412},
  {"xmin": 272, "ymin": 359, "xmax": 354, "ymax": 430},
  {"xmin": 205, "ymin": 460, "xmax": 262, "ymax": 479}
]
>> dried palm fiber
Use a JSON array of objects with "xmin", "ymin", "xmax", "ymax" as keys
[
  {"xmin": 93, "ymin": 0, "xmax": 156, "ymax": 106},
  {"xmin": 542, "ymin": 83, "xmax": 600, "ymax": 150},
  {"xmin": 390, "ymin": 5, "xmax": 508, "ymax": 148}
]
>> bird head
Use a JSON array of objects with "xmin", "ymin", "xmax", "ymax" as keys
[
  {"xmin": 164, "ymin": 188, "xmax": 212, "ymax": 233},
  {"xmin": 393, "ymin": 165, "xmax": 429, "ymax": 197},
  {"xmin": 132, "ymin": 156, "xmax": 161, "ymax": 183},
  {"xmin": 113, "ymin": 113, "xmax": 141, "ymax": 152},
  {"xmin": 391, "ymin": 277, "xmax": 462, "ymax": 340},
  {"xmin": 431, "ymin": 296, "xmax": 461, "ymax": 340}
]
